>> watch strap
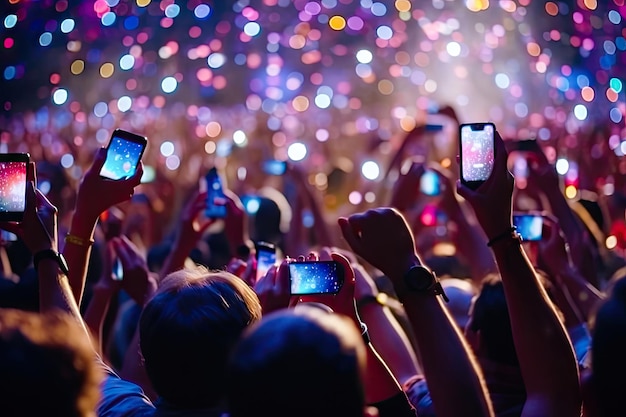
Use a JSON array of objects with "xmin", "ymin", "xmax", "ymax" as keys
[{"xmin": 33, "ymin": 249, "xmax": 69, "ymax": 276}]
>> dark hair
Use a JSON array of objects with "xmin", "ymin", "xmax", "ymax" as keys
[
  {"xmin": 0, "ymin": 308, "xmax": 102, "ymax": 417},
  {"xmin": 227, "ymin": 308, "xmax": 366, "ymax": 417},
  {"xmin": 591, "ymin": 276, "xmax": 626, "ymax": 417},
  {"xmin": 139, "ymin": 268, "xmax": 261, "ymax": 408},
  {"xmin": 469, "ymin": 273, "xmax": 519, "ymax": 367}
]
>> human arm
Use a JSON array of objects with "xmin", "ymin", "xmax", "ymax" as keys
[
  {"xmin": 526, "ymin": 141, "xmax": 598, "ymax": 284},
  {"xmin": 457, "ymin": 131, "xmax": 581, "ymax": 417},
  {"xmin": 83, "ymin": 240, "xmax": 121, "ymax": 354},
  {"xmin": 300, "ymin": 250, "xmax": 407, "ymax": 406},
  {"xmin": 537, "ymin": 217, "xmax": 605, "ymax": 323},
  {"xmin": 64, "ymin": 147, "xmax": 143, "ymax": 306},
  {"xmin": 429, "ymin": 164, "xmax": 497, "ymax": 281},
  {"xmin": 353, "ymin": 260, "xmax": 423, "ymax": 387},
  {"xmin": 339, "ymin": 210, "xmax": 493, "ymax": 417},
  {"xmin": 158, "ymin": 190, "xmax": 214, "ymax": 277}
]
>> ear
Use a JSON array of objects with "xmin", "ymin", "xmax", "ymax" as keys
[{"xmin": 363, "ymin": 406, "xmax": 379, "ymax": 417}]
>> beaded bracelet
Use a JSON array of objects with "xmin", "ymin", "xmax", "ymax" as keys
[{"xmin": 487, "ymin": 227, "xmax": 519, "ymax": 247}]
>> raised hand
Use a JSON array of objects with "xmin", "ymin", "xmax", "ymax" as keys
[
  {"xmin": 253, "ymin": 260, "xmax": 290, "ymax": 315},
  {"xmin": 113, "ymin": 236, "xmax": 157, "ymax": 305},
  {"xmin": 75, "ymin": 147, "xmax": 143, "ymax": 220},
  {"xmin": 338, "ymin": 207, "xmax": 420, "ymax": 286},
  {"xmin": 456, "ymin": 130, "xmax": 514, "ymax": 240}
]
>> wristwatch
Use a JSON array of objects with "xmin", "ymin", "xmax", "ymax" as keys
[
  {"xmin": 403, "ymin": 265, "xmax": 449, "ymax": 302},
  {"xmin": 33, "ymin": 249, "xmax": 70, "ymax": 276}
]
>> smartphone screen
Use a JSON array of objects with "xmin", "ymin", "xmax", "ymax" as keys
[
  {"xmin": 100, "ymin": 129, "xmax": 147, "ymax": 180},
  {"xmin": 0, "ymin": 154, "xmax": 29, "ymax": 222},
  {"xmin": 513, "ymin": 214, "xmax": 543, "ymax": 241},
  {"xmin": 255, "ymin": 242, "xmax": 276, "ymax": 282},
  {"xmin": 420, "ymin": 170, "xmax": 441, "ymax": 196},
  {"xmin": 459, "ymin": 123, "xmax": 495, "ymax": 189},
  {"xmin": 263, "ymin": 160, "xmax": 287, "ymax": 176},
  {"xmin": 289, "ymin": 261, "xmax": 344, "ymax": 295},
  {"xmin": 205, "ymin": 168, "xmax": 227, "ymax": 218}
]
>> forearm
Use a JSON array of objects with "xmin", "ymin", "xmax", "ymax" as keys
[
  {"xmin": 64, "ymin": 212, "xmax": 99, "ymax": 306},
  {"xmin": 450, "ymin": 208, "xmax": 498, "ymax": 280},
  {"xmin": 359, "ymin": 302, "xmax": 422, "ymax": 385},
  {"xmin": 83, "ymin": 285, "xmax": 116, "ymax": 353},
  {"xmin": 159, "ymin": 234, "xmax": 196, "ymax": 278},
  {"xmin": 491, "ymin": 242, "xmax": 580, "ymax": 409},
  {"xmin": 399, "ymin": 292, "xmax": 493, "ymax": 417},
  {"xmin": 364, "ymin": 344, "xmax": 404, "ymax": 404},
  {"xmin": 557, "ymin": 267, "xmax": 605, "ymax": 321},
  {"xmin": 38, "ymin": 260, "xmax": 91, "ymax": 341}
]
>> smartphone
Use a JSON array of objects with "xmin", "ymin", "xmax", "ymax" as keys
[
  {"xmin": 420, "ymin": 170, "xmax": 441, "ymax": 196},
  {"xmin": 204, "ymin": 167, "xmax": 227, "ymax": 218},
  {"xmin": 459, "ymin": 122, "xmax": 495, "ymax": 190},
  {"xmin": 0, "ymin": 153, "xmax": 29, "ymax": 222},
  {"xmin": 289, "ymin": 260, "xmax": 344, "ymax": 295},
  {"xmin": 513, "ymin": 213, "xmax": 543, "ymax": 241},
  {"xmin": 255, "ymin": 241, "xmax": 276, "ymax": 282},
  {"xmin": 99, "ymin": 129, "xmax": 147, "ymax": 180},
  {"xmin": 263, "ymin": 159, "xmax": 287, "ymax": 176},
  {"xmin": 112, "ymin": 258, "xmax": 124, "ymax": 281}
]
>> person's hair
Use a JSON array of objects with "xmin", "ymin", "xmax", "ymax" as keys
[
  {"xmin": 469, "ymin": 273, "xmax": 519, "ymax": 367},
  {"xmin": 591, "ymin": 276, "xmax": 626, "ymax": 417},
  {"xmin": 139, "ymin": 267, "xmax": 261, "ymax": 409},
  {"xmin": 227, "ymin": 306, "xmax": 366, "ymax": 417},
  {"xmin": 440, "ymin": 277, "xmax": 477, "ymax": 329},
  {"xmin": 469, "ymin": 271, "xmax": 558, "ymax": 367},
  {"xmin": 0, "ymin": 308, "xmax": 102, "ymax": 417}
]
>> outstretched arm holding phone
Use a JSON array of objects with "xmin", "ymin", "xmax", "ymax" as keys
[
  {"xmin": 457, "ymin": 130, "xmax": 581, "ymax": 417},
  {"xmin": 64, "ymin": 145, "xmax": 143, "ymax": 306}
]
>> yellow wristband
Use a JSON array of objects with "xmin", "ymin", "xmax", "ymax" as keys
[{"xmin": 64, "ymin": 234, "xmax": 94, "ymax": 247}]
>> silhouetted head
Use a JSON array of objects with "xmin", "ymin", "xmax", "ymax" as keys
[
  {"xmin": 139, "ymin": 267, "xmax": 261, "ymax": 409},
  {"xmin": 227, "ymin": 306, "xmax": 374, "ymax": 417}
]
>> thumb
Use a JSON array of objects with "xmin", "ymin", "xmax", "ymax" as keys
[
  {"xmin": 455, "ymin": 179, "xmax": 475, "ymax": 201},
  {"xmin": 90, "ymin": 148, "xmax": 108, "ymax": 173}
]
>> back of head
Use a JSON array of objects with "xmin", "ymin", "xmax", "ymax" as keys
[
  {"xmin": 227, "ymin": 306, "xmax": 366, "ymax": 417},
  {"xmin": 0, "ymin": 308, "xmax": 102, "ymax": 417},
  {"xmin": 440, "ymin": 277, "xmax": 476, "ymax": 329},
  {"xmin": 591, "ymin": 276, "xmax": 626, "ymax": 417},
  {"xmin": 468, "ymin": 273, "xmax": 519, "ymax": 367},
  {"xmin": 139, "ymin": 267, "xmax": 261, "ymax": 409}
]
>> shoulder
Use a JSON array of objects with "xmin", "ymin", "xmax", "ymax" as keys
[{"xmin": 98, "ymin": 363, "xmax": 156, "ymax": 417}]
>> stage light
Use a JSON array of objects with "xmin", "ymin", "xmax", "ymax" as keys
[
  {"xmin": 361, "ymin": 161, "xmax": 380, "ymax": 180},
  {"xmin": 288, "ymin": 143, "xmax": 307, "ymax": 161},
  {"xmin": 52, "ymin": 88, "xmax": 68, "ymax": 105}
]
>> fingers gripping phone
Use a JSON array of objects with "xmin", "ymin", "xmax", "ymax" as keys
[
  {"xmin": 255, "ymin": 241, "xmax": 276, "ymax": 282},
  {"xmin": 204, "ymin": 167, "xmax": 227, "ymax": 218},
  {"xmin": 0, "ymin": 153, "xmax": 29, "ymax": 222},
  {"xmin": 459, "ymin": 122, "xmax": 495, "ymax": 190},
  {"xmin": 100, "ymin": 129, "xmax": 147, "ymax": 180},
  {"xmin": 289, "ymin": 260, "xmax": 344, "ymax": 295},
  {"xmin": 513, "ymin": 213, "xmax": 544, "ymax": 241}
]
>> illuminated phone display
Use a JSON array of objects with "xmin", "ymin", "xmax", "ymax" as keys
[
  {"xmin": 100, "ymin": 129, "xmax": 147, "ymax": 180},
  {"xmin": 289, "ymin": 261, "xmax": 344, "ymax": 295},
  {"xmin": 0, "ymin": 153, "xmax": 29, "ymax": 222},
  {"xmin": 460, "ymin": 123, "xmax": 495, "ymax": 189}
]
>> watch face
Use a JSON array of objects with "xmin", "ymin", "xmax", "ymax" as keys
[{"xmin": 404, "ymin": 266, "xmax": 435, "ymax": 291}]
